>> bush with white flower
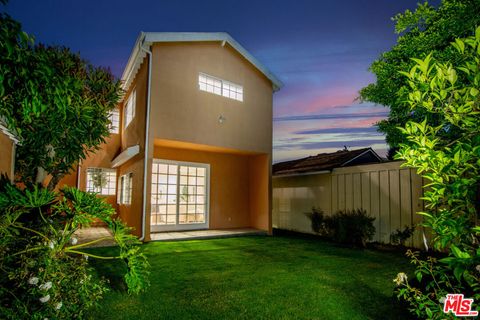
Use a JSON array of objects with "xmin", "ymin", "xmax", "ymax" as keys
[{"xmin": 0, "ymin": 181, "xmax": 150, "ymax": 319}]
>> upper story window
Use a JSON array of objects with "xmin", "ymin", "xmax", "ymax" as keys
[
  {"xmin": 124, "ymin": 89, "xmax": 136, "ymax": 129},
  {"xmin": 198, "ymin": 73, "xmax": 243, "ymax": 102},
  {"xmin": 86, "ymin": 168, "xmax": 117, "ymax": 195},
  {"xmin": 108, "ymin": 108, "xmax": 120, "ymax": 134}
]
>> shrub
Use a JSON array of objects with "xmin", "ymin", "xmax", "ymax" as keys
[
  {"xmin": 306, "ymin": 208, "xmax": 375, "ymax": 247},
  {"xmin": 390, "ymin": 226, "xmax": 415, "ymax": 247},
  {"xmin": 0, "ymin": 178, "xmax": 150, "ymax": 319},
  {"xmin": 393, "ymin": 28, "xmax": 480, "ymax": 318},
  {"xmin": 304, "ymin": 207, "xmax": 325, "ymax": 234},
  {"xmin": 324, "ymin": 209, "xmax": 376, "ymax": 247}
]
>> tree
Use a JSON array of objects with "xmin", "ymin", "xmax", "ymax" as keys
[
  {"xmin": 360, "ymin": 0, "xmax": 480, "ymax": 157},
  {"xmin": 0, "ymin": 6, "xmax": 150, "ymax": 319},
  {"xmin": 394, "ymin": 29, "xmax": 480, "ymax": 319},
  {"xmin": 0, "ymin": 13, "xmax": 121, "ymax": 190}
]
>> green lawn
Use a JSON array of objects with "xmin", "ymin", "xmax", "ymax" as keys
[{"xmin": 88, "ymin": 235, "xmax": 413, "ymax": 320}]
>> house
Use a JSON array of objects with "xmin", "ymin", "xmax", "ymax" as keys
[
  {"xmin": 58, "ymin": 32, "xmax": 283, "ymax": 241},
  {"xmin": 272, "ymin": 148, "xmax": 425, "ymax": 248},
  {"xmin": 0, "ymin": 122, "xmax": 18, "ymax": 181}
]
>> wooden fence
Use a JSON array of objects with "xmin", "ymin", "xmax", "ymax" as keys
[{"xmin": 272, "ymin": 161, "xmax": 427, "ymax": 248}]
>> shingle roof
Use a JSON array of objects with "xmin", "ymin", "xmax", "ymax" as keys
[{"xmin": 273, "ymin": 148, "xmax": 382, "ymax": 176}]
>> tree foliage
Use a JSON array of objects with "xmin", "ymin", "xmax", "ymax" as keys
[
  {"xmin": 360, "ymin": 0, "xmax": 480, "ymax": 156},
  {"xmin": 0, "ymin": 7, "xmax": 150, "ymax": 319},
  {"xmin": 394, "ymin": 28, "xmax": 480, "ymax": 319},
  {"xmin": 0, "ymin": 11, "xmax": 121, "ymax": 189}
]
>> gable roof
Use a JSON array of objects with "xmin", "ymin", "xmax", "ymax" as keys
[
  {"xmin": 273, "ymin": 148, "xmax": 383, "ymax": 176},
  {"xmin": 121, "ymin": 32, "xmax": 283, "ymax": 93}
]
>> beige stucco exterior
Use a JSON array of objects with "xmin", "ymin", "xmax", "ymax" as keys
[
  {"xmin": 61, "ymin": 34, "xmax": 278, "ymax": 239},
  {"xmin": 148, "ymin": 42, "xmax": 273, "ymax": 153},
  {"xmin": 0, "ymin": 131, "xmax": 15, "ymax": 180}
]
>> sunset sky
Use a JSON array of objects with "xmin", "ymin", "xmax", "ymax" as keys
[{"xmin": 6, "ymin": 0, "xmax": 427, "ymax": 163}]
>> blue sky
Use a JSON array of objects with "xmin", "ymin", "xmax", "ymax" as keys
[{"xmin": 5, "ymin": 0, "xmax": 427, "ymax": 162}]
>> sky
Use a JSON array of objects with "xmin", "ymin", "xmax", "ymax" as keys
[{"xmin": 5, "ymin": 0, "xmax": 426, "ymax": 163}]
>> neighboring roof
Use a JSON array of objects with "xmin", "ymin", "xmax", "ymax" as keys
[
  {"xmin": 273, "ymin": 148, "xmax": 383, "ymax": 176},
  {"xmin": 121, "ymin": 32, "xmax": 283, "ymax": 93}
]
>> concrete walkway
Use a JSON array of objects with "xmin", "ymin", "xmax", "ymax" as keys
[
  {"xmin": 151, "ymin": 228, "xmax": 266, "ymax": 241},
  {"xmin": 74, "ymin": 227, "xmax": 116, "ymax": 247},
  {"xmin": 74, "ymin": 227, "xmax": 266, "ymax": 247}
]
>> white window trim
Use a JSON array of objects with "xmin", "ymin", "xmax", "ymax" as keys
[
  {"xmin": 150, "ymin": 159, "xmax": 210, "ymax": 232},
  {"xmin": 123, "ymin": 89, "xmax": 136, "ymax": 130},
  {"xmin": 108, "ymin": 108, "xmax": 120, "ymax": 134},
  {"xmin": 198, "ymin": 72, "xmax": 243, "ymax": 102},
  {"xmin": 118, "ymin": 172, "xmax": 133, "ymax": 205},
  {"xmin": 85, "ymin": 167, "xmax": 117, "ymax": 196}
]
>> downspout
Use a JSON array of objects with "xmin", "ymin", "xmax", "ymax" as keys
[
  {"xmin": 10, "ymin": 143, "xmax": 15, "ymax": 182},
  {"xmin": 76, "ymin": 160, "xmax": 81, "ymax": 189},
  {"xmin": 139, "ymin": 34, "xmax": 152, "ymax": 241}
]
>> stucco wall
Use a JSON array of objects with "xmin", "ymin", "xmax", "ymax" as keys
[
  {"xmin": 152, "ymin": 145, "xmax": 270, "ymax": 232},
  {"xmin": 117, "ymin": 156, "xmax": 144, "ymax": 237},
  {"xmin": 0, "ymin": 132, "xmax": 14, "ymax": 179},
  {"xmin": 149, "ymin": 42, "xmax": 273, "ymax": 154}
]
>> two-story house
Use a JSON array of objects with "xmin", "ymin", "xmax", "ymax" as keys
[{"xmin": 59, "ymin": 32, "xmax": 282, "ymax": 241}]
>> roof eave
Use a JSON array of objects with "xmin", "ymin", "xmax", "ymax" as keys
[
  {"xmin": 120, "ymin": 32, "xmax": 283, "ymax": 94},
  {"xmin": 341, "ymin": 148, "xmax": 383, "ymax": 167},
  {"xmin": 273, "ymin": 169, "xmax": 331, "ymax": 178}
]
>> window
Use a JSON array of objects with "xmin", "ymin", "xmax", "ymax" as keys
[
  {"xmin": 151, "ymin": 161, "xmax": 208, "ymax": 226},
  {"xmin": 86, "ymin": 168, "xmax": 116, "ymax": 195},
  {"xmin": 124, "ymin": 89, "xmax": 136, "ymax": 129},
  {"xmin": 108, "ymin": 108, "xmax": 120, "ymax": 134},
  {"xmin": 198, "ymin": 73, "xmax": 243, "ymax": 102},
  {"xmin": 222, "ymin": 80, "xmax": 243, "ymax": 101},
  {"xmin": 119, "ymin": 173, "xmax": 133, "ymax": 205}
]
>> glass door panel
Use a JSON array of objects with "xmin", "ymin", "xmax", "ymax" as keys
[{"xmin": 151, "ymin": 160, "xmax": 208, "ymax": 230}]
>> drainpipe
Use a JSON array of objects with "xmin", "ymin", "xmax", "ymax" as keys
[
  {"xmin": 139, "ymin": 34, "xmax": 152, "ymax": 241},
  {"xmin": 10, "ymin": 143, "xmax": 16, "ymax": 182}
]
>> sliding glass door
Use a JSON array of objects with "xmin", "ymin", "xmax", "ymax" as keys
[{"xmin": 150, "ymin": 159, "xmax": 209, "ymax": 231}]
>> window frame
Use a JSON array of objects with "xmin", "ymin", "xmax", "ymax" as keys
[
  {"xmin": 198, "ymin": 73, "xmax": 243, "ymax": 102},
  {"xmin": 123, "ymin": 89, "xmax": 136, "ymax": 129},
  {"xmin": 118, "ymin": 172, "xmax": 133, "ymax": 205},
  {"xmin": 85, "ymin": 167, "xmax": 117, "ymax": 196},
  {"xmin": 150, "ymin": 159, "xmax": 210, "ymax": 232},
  {"xmin": 108, "ymin": 108, "xmax": 120, "ymax": 134}
]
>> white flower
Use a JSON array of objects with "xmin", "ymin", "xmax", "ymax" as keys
[
  {"xmin": 39, "ymin": 294, "xmax": 50, "ymax": 303},
  {"xmin": 70, "ymin": 237, "xmax": 78, "ymax": 245},
  {"xmin": 476, "ymin": 265, "xmax": 480, "ymax": 273},
  {"xmin": 48, "ymin": 241, "xmax": 55, "ymax": 249},
  {"xmin": 83, "ymin": 255, "xmax": 89, "ymax": 261},
  {"xmin": 55, "ymin": 302, "xmax": 62, "ymax": 310},
  {"xmin": 439, "ymin": 296, "xmax": 446, "ymax": 304},
  {"xmin": 393, "ymin": 272, "xmax": 408, "ymax": 286},
  {"xmin": 39, "ymin": 281, "xmax": 52, "ymax": 291},
  {"xmin": 28, "ymin": 277, "xmax": 39, "ymax": 285}
]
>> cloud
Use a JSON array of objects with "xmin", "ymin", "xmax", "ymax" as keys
[
  {"xmin": 273, "ymin": 112, "xmax": 389, "ymax": 122},
  {"xmin": 274, "ymin": 139, "xmax": 387, "ymax": 151},
  {"xmin": 293, "ymin": 126, "xmax": 379, "ymax": 135}
]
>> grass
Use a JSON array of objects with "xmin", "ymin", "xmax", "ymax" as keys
[{"xmin": 88, "ymin": 235, "xmax": 414, "ymax": 320}]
